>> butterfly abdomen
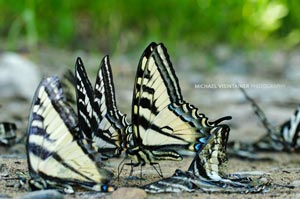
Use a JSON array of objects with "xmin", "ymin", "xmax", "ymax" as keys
[{"xmin": 126, "ymin": 145, "xmax": 182, "ymax": 165}]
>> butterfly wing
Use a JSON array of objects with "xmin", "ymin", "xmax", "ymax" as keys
[
  {"xmin": 0, "ymin": 122, "xmax": 17, "ymax": 145},
  {"xmin": 144, "ymin": 125, "xmax": 268, "ymax": 193},
  {"xmin": 75, "ymin": 58, "xmax": 99, "ymax": 140},
  {"xmin": 75, "ymin": 57, "xmax": 128, "ymax": 157},
  {"xmin": 188, "ymin": 125, "xmax": 229, "ymax": 180},
  {"xmin": 93, "ymin": 56, "xmax": 128, "ymax": 156},
  {"xmin": 132, "ymin": 43, "xmax": 228, "ymax": 154},
  {"xmin": 143, "ymin": 126, "xmax": 227, "ymax": 193},
  {"xmin": 60, "ymin": 69, "xmax": 76, "ymax": 109},
  {"xmin": 280, "ymin": 106, "xmax": 300, "ymax": 150},
  {"xmin": 27, "ymin": 76, "xmax": 114, "ymax": 192}
]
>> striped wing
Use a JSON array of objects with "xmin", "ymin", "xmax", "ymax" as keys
[
  {"xmin": 143, "ymin": 126, "xmax": 228, "ymax": 193},
  {"xmin": 76, "ymin": 57, "xmax": 127, "ymax": 157},
  {"xmin": 61, "ymin": 69, "xmax": 76, "ymax": 109},
  {"xmin": 27, "ymin": 76, "xmax": 114, "ymax": 192},
  {"xmin": 143, "ymin": 169, "xmax": 197, "ymax": 193},
  {"xmin": 188, "ymin": 126, "xmax": 229, "ymax": 180},
  {"xmin": 93, "ymin": 56, "xmax": 128, "ymax": 156},
  {"xmin": 0, "ymin": 122, "xmax": 17, "ymax": 145},
  {"xmin": 75, "ymin": 57, "xmax": 99, "ymax": 140},
  {"xmin": 189, "ymin": 125, "xmax": 269, "ymax": 192},
  {"xmin": 280, "ymin": 106, "xmax": 300, "ymax": 150},
  {"xmin": 132, "ymin": 43, "xmax": 228, "ymax": 152},
  {"xmin": 144, "ymin": 125, "xmax": 269, "ymax": 193}
]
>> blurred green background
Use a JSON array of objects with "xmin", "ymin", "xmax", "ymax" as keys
[
  {"xmin": 1, "ymin": 0, "xmax": 300, "ymax": 54},
  {"xmin": 1, "ymin": 0, "xmax": 300, "ymax": 143}
]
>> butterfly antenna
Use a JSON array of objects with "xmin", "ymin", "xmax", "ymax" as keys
[
  {"xmin": 239, "ymin": 87, "xmax": 277, "ymax": 135},
  {"xmin": 213, "ymin": 116, "xmax": 232, "ymax": 125},
  {"xmin": 117, "ymin": 157, "xmax": 127, "ymax": 181}
]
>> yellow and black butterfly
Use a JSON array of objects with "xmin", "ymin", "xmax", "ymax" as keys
[
  {"xmin": 0, "ymin": 122, "xmax": 17, "ymax": 146},
  {"xmin": 123, "ymin": 42, "xmax": 231, "ymax": 173},
  {"xmin": 75, "ymin": 57, "xmax": 129, "ymax": 158},
  {"xmin": 26, "ymin": 76, "xmax": 114, "ymax": 193},
  {"xmin": 143, "ymin": 125, "xmax": 269, "ymax": 193}
]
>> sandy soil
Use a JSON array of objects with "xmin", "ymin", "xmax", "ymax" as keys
[
  {"xmin": 1, "ymin": 151, "xmax": 300, "ymax": 199},
  {"xmin": 1, "ymin": 48, "xmax": 300, "ymax": 198}
]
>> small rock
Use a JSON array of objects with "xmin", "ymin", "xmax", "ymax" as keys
[
  {"xmin": 285, "ymin": 51, "xmax": 300, "ymax": 81},
  {"xmin": 110, "ymin": 188, "xmax": 147, "ymax": 199},
  {"xmin": 0, "ymin": 193, "xmax": 11, "ymax": 198},
  {"xmin": 214, "ymin": 44, "xmax": 233, "ymax": 62},
  {"xmin": 0, "ymin": 164, "xmax": 9, "ymax": 177},
  {"xmin": 9, "ymin": 143, "xmax": 26, "ymax": 154},
  {"xmin": 20, "ymin": 190, "xmax": 64, "ymax": 199},
  {"xmin": 0, "ymin": 52, "xmax": 41, "ymax": 100},
  {"xmin": 75, "ymin": 191, "xmax": 106, "ymax": 199},
  {"xmin": 291, "ymin": 180, "xmax": 300, "ymax": 187}
]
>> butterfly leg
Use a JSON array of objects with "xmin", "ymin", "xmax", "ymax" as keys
[
  {"xmin": 125, "ymin": 161, "xmax": 146, "ymax": 181},
  {"xmin": 151, "ymin": 162, "xmax": 163, "ymax": 178},
  {"xmin": 117, "ymin": 157, "xmax": 127, "ymax": 181},
  {"xmin": 117, "ymin": 158, "xmax": 144, "ymax": 181}
]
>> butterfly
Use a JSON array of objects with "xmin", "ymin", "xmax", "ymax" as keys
[
  {"xmin": 228, "ymin": 87, "xmax": 300, "ymax": 158},
  {"xmin": 0, "ymin": 122, "xmax": 17, "ymax": 146},
  {"xmin": 75, "ymin": 56, "xmax": 129, "ymax": 158},
  {"xmin": 143, "ymin": 125, "xmax": 270, "ymax": 193},
  {"xmin": 26, "ymin": 76, "xmax": 114, "ymax": 193},
  {"xmin": 122, "ymin": 42, "xmax": 231, "ymax": 175}
]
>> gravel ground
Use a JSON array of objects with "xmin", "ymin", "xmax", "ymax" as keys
[{"xmin": 1, "ymin": 46, "xmax": 300, "ymax": 198}]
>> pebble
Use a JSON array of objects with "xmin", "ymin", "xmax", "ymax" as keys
[
  {"xmin": 75, "ymin": 191, "xmax": 106, "ymax": 199},
  {"xmin": 0, "ymin": 193, "xmax": 11, "ymax": 198},
  {"xmin": 291, "ymin": 180, "xmax": 300, "ymax": 187},
  {"xmin": 109, "ymin": 188, "xmax": 147, "ymax": 199},
  {"xmin": 285, "ymin": 51, "xmax": 300, "ymax": 81},
  {"xmin": 20, "ymin": 190, "xmax": 64, "ymax": 199},
  {"xmin": 0, "ymin": 52, "xmax": 41, "ymax": 101}
]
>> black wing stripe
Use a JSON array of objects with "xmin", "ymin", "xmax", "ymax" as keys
[
  {"xmin": 76, "ymin": 58, "xmax": 99, "ymax": 139},
  {"xmin": 94, "ymin": 57, "xmax": 108, "ymax": 120},
  {"xmin": 152, "ymin": 44, "xmax": 183, "ymax": 103},
  {"xmin": 100, "ymin": 56, "xmax": 120, "ymax": 117},
  {"xmin": 132, "ymin": 42, "xmax": 158, "ymax": 128},
  {"xmin": 281, "ymin": 106, "xmax": 300, "ymax": 147}
]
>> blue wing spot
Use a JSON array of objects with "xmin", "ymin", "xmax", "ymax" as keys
[
  {"xmin": 198, "ymin": 137, "xmax": 208, "ymax": 143},
  {"xmin": 194, "ymin": 143, "xmax": 201, "ymax": 152},
  {"xmin": 101, "ymin": 185, "xmax": 108, "ymax": 192}
]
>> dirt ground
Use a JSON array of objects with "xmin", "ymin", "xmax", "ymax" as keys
[
  {"xmin": 1, "ymin": 151, "xmax": 300, "ymax": 199},
  {"xmin": 1, "ymin": 47, "xmax": 300, "ymax": 198}
]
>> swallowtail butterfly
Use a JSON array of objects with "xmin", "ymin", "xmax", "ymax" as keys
[
  {"xmin": 123, "ymin": 42, "xmax": 231, "ymax": 174},
  {"xmin": 75, "ymin": 57, "xmax": 129, "ymax": 158},
  {"xmin": 229, "ymin": 87, "xmax": 300, "ymax": 157},
  {"xmin": 26, "ymin": 76, "xmax": 114, "ymax": 193}
]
